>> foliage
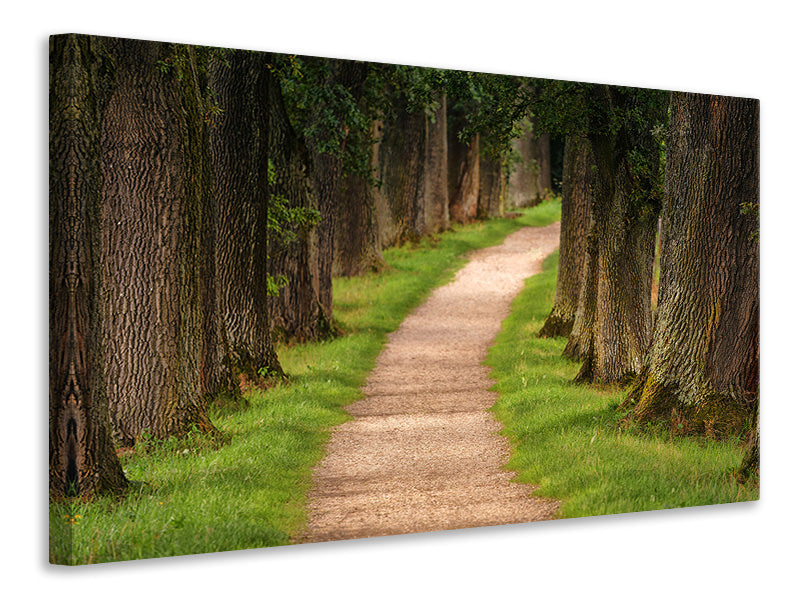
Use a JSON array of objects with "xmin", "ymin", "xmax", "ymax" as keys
[{"xmin": 271, "ymin": 54, "xmax": 376, "ymax": 181}]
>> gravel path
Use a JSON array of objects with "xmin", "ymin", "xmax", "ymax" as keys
[{"xmin": 300, "ymin": 222, "xmax": 562, "ymax": 543}]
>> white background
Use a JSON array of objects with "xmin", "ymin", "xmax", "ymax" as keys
[{"xmin": 5, "ymin": 1, "xmax": 796, "ymax": 598}]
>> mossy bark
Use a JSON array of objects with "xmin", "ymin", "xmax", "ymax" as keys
[
  {"xmin": 49, "ymin": 34, "xmax": 128, "ymax": 499},
  {"xmin": 99, "ymin": 38, "xmax": 215, "ymax": 445},
  {"xmin": 622, "ymin": 93, "xmax": 759, "ymax": 437},
  {"xmin": 540, "ymin": 135, "xmax": 591, "ymax": 338},
  {"xmin": 564, "ymin": 86, "xmax": 664, "ymax": 384}
]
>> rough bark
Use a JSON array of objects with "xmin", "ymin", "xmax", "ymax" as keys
[
  {"xmin": 267, "ymin": 57, "xmax": 332, "ymax": 343},
  {"xmin": 622, "ymin": 93, "xmax": 759, "ymax": 436},
  {"xmin": 272, "ymin": 58, "xmax": 366, "ymax": 340},
  {"xmin": 563, "ymin": 212, "xmax": 599, "ymax": 361},
  {"xmin": 374, "ymin": 101, "xmax": 428, "ymax": 246},
  {"xmin": 540, "ymin": 135, "xmax": 591, "ymax": 338},
  {"xmin": 583, "ymin": 137, "xmax": 657, "ymax": 383},
  {"xmin": 447, "ymin": 121, "xmax": 480, "ymax": 224},
  {"xmin": 210, "ymin": 50, "xmax": 283, "ymax": 386},
  {"xmin": 99, "ymin": 38, "xmax": 215, "ymax": 445},
  {"xmin": 564, "ymin": 87, "xmax": 664, "ymax": 385},
  {"xmin": 478, "ymin": 153, "xmax": 505, "ymax": 219},
  {"xmin": 422, "ymin": 93, "xmax": 450, "ymax": 232},
  {"xmin": 49, "ymin": 34, "xmax": 128, "ymax": 499},
  {"xmin": 332, "ymin": 74, "xmax": 385, "ymax": 277}
]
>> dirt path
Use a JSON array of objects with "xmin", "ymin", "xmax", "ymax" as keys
[{"xmin": 300, "ymin": 222, "xmax": 562, "ymax": 543}]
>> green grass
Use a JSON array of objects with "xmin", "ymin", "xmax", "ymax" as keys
[
  {"xmin": 50, "ymin": 200, "xmax": 562, "ymax": 565},
  {"xmin": 488, "ymin": 250, "xmax": 758, "ymax": 519}
]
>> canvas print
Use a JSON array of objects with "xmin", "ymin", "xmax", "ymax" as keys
[{"xmin": 49, "ymin": 33, "xmax": 759, "ymax": 565}]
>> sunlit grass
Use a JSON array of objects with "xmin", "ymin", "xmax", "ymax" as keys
[
  {"xmin": 50, "ymin": 200, "xmax": 562, "ymax": 564},
  {"xmin": 488, "ymin": 251, "xmax": 758, "ymax": 519}
]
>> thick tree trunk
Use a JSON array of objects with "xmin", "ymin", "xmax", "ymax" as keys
[
  {"xmin": 564, "ymin": 85, "xmax": 664, "ymax": 385},
  {"xmin": 272, "ymin": 58, "xmax": 366, "ymax": 340},
  {"xmin": 210, "ymin": 50, "xmax": 283, "ymax": 386},
  {"xmin": 478, "ymin": 153, "xmax": 505, "ymax": 219},
  {"xmin": 99, "ymin": 39, "xmax": 215, "ymax": 445},
  {"xmin": 374, "ymin": 101, "xmax": 428, "ymax": 246},
  {"xmin": 332, "ymin": 73, "xmax": 386, "ymax": 277},
  {"xmin": 49, "ymin": 34, "xmax": 128, "ymax": 499},
  {"xmin": 563, "ymin": 212, "xmax": 599, "ymax": 361},
  {"xmin": 540, "ymin": 135, "xmax": 591, "ymax": 338},
  {"xmin": 622, "ymin": 93, "xmax": 759, "ymax": 436},
  {"xmin": 267, "ymin": 58, "xmax": 332, "ymax": 343},
  {"xmin": 576, "ymin": 135, "xmax": 658, "ymax": 383},
  {"xmin": 332, "ymin": 166, "xmax": 385, "ymax": 277},
  {"xmin": 447, "ymin": 124, "xmax": 480, "ymax": 224},
  {"xmin": 422, "ymin": 93, "xmax": 450, "ymax": 233}
]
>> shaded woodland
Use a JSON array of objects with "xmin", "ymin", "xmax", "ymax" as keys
[{"xmin": 50, "ymin": 34, "xmax": 759, "ymax": 502}]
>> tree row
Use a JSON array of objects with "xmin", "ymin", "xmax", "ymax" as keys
[{"xmin": 49, "ymin": 35, "xmax": 554, "ymax": 498}]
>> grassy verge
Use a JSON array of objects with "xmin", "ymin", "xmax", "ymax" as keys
[
  {"xmin": 50, "ymin": 200, "xmax": 562, "ymax": 564},
  {"xmin": 488, "ymin": 250, "xmax": 758, "ymax": 519}
]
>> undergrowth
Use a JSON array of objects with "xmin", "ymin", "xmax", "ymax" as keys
[
  {"xmin": 488, "ymin": 251, "xmax": 758, "ymax": 519},
  {"xmin": 49, "ymin": 200, "xmax": 561, "ymax": 564}
]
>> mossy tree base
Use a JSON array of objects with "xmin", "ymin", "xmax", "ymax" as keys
[{"xmin": 620, "ymin": 376, "xmax": 752, "ymax": 438}]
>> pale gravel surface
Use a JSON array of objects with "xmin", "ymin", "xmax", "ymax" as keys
[{"xmin": 299, "ymin": 222, "xmax": 562, "ymax": 543}]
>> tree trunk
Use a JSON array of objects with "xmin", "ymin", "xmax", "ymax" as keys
[
  {"xmin": 332, "ymin": 73, "xmax": 386, "ymax": 277},
  {"xmin": 569, "ymin": 130, "xmax": 658, "ymax": 383},
  {"xmin": 622, "ymin": 93, "xmax": 759, "ymax": 436},
  {"xmin": 272, "ymin": 58, "xmax": 366, "ymax": 340},
  {"xmin": 447, "ymin": 120, "xmax": 480, "ymax": 224},
  {"xmin": 508, "ymin": 121, "xmax": 551, "ymax": 208},
  {"xmin": 478, "ymin": 153, "xmax": 505, "ymax": 219},
  {"xmin": 332, "ymin": 165, "xmax": 385, "ymax": 277},
  {"xmin": 49, "ymin": 34, "xmax": 128, "ymax": 499},
  {"xmin": 540, "ymin": 135, "xmax": 591, "ymax": 338},
  {"xmin": 563, "ymin": 212, "xmax": 599, "ymax": 361},
  {"xmin": 210, "ymin": 50, "xmax": 283, "ymax": 386},
  {"xmin": 535, "ymin": 132, "xmax": 552, "ymax": 197},
  {"xmin": 422, "ymin": 93, "xmax": 450, "ymax": 233},
  {"xmin": 267, "ymin": 57, "xmax": 333, "ymax": 343},
  {"xmin": 99, "ymin": 38, "xmax": 215, "ymax": 445},
  {"xmin": 374, "ymin": 101, "xmax": 428, "ymax": 246}
]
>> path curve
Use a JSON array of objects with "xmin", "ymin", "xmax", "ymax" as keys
[{"xmin": 301, "ymin": 222, "xmax": 562, "ymax": 543}]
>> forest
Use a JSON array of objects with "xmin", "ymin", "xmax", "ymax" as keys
[{"xmin": 49, "ymin": 33, "xmax": 759, "ymax": 564}]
